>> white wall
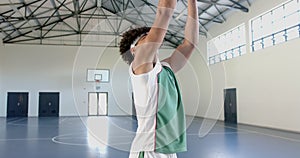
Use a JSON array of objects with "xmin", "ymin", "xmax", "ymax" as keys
[
  {"xmin": 0, "ymin": 43, "xmax": 201, "ymax": 118},
  {"xmin": 0, "ymin": 43, "xmax": 202, "ymax": 118},
  {"xmin": 0, "ymin": 44, "xmax": 132, "ymax": 117},
  {"xmin": 197, "ymin": 0, "xmax": 300, "ymax": 132}
]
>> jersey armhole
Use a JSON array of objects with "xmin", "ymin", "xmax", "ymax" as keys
[{"xmin": 161, "ymin": 61, "xmax": 172, "ymax": 69}]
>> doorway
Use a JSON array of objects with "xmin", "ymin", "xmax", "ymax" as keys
[
  {"xmin": 224, "ymin": 88, "xmax": 237, "ymax": 124},
  {"xmin": 88, "ymin": 92, "xmax": 108, "ymax": 116},
  {"xmin": 7, "ymin": 92, "xmax": 29, "ymax": 117},
  {"xmin": 39, "ymin": 92, "xmax": 59, "ymax": 117}
]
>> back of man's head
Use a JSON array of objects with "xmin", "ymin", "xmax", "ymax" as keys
[{"xmin": 119, "ymin": 27, "xmax": 151, "ymax": 65}]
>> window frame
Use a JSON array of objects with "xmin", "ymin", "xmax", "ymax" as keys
[{"xmin": 207, "ymin": 23, "xmax": 246, "ymax": 65}]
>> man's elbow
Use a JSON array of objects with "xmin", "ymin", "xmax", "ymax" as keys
[{"xmin": 183, "ymin": 40, "xmax": 197, "ymax": 49}]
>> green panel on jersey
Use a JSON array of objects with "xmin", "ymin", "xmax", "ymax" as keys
[
  {"xmin": 155, "ymin": 66, "xmax": 187, "ymax": 154},
  {"xmin": 138, "ymin": 151, "xmax": 144, "ymax": 158}
]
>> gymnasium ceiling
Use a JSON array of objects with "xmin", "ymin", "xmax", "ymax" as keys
[{"xmin": 0, "ymin": 0, "xmax": 253, "ymax": 47}]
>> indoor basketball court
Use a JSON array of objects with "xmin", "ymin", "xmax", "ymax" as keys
[{"xmin": 1, "ymin": 0, "xmax": 300, "ymax": 158}]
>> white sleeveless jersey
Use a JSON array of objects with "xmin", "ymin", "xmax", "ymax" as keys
[{"xmin": 129, "ymin": 60, "xmax": 186, "ymax": 158}]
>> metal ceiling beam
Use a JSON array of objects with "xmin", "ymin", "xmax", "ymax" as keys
[
  {"xmin": 45, "ymin": 0, "xmax": 64, "ymax": 26},
  {"xmin": 98, "ymin": 7, "xmax": 117, "ymax": 33},
  {"xmin": 55, "ymin": 0, "xmax": 74, "ymax": 13},
  {"xmin": 0, "ymin": 27, "xmax": 9, "ymax": 39},
  {"xmin": 1, "ymin": 0, "xmax": 200, "ymax": 46},
  {"xmin": 197, "ymin": 0, "xmax": 248, "ymax": 12},
  {"xmin": 203, "ymin": 0, "xmax": 250, "ymax": 26},
  {"xmin": 116, "ymin": 0, "xmax": 130, "ymax": 32},
  {"xmin": 80, "ymin": 8, "xmax": 98, "ymax": 32},
  {"xmin": 0, "ymin": 0, "xmax": 41, "ymax": 16},
  {"xmin": 0, "ymin": 3, "xmax": 23, "ymax": 6},
  {"xmin": 1, "ymin": 13, "xmax": 94, "ymax": 23},
  {"xmin": 25, "ymin": 0, "xmax": 47, "ymax": 20},
  {"xmin": 80, "ymin": 0, "xmax": 89, "ymax": 10},
  {"xmin": 197, "ymin": 1, "xmax": 224, "ymax": 28},
  {"xmin": 3, "ymin": 4, "xmax": 97, "ymax": 43},
  {"xmin": 1, "ymin": 6, "xmax": 55, "ymax": 27},
  {"xmin": 20, "ymin": 0, "xmax": 43, "ymax": 27},
  {"xmin": 41, "ymin": 22, "xmax": 58, "ymax": 38},
  {"xmin": 213, "ymin": 1, "xmax": 226, "ymax": 22},
  {"xmin": 0, "ymin": 3, "xmax": 77, "ymax": 37},
  {"xmin": 73, "ymin": 0, "xmax": 81, "ymax": 32},
  {"xmin": 45, "ymin": 0, "xmax": 77, "ymax": 33},
  {"xmin": 199, "ymin": 17, "xmax": 223, "ymax": 23},
  {"xmin": 0, "ymin": 0, "xmax": 252, "ymax": 46},
  {"xmin": 104, "ymin": 0, "xmax": 206, "ymax": 46},
  {"xmin": 7, "ymin": 0, "xmax": 42, "ymax": 39},
  {"xmin": 102, "ymin": 0, "xmax": 182, "ymax": 45},
  {"xmin": 228, "ymin": 0, "xmax": 249, "ymax": 12},
  {"xmin": 2, "ymin": 1, "xmax": 32, "ymax": 41}
]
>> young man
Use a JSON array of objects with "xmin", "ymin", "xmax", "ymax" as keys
[{"xmin": 119, "ymin": 0, "xmax": 199, "ymax": 157}]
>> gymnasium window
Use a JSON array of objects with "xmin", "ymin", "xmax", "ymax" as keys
[
  {"xmin": 250, "ymin": 0, "xmax": 300, "ymax": 52},
  {"xmin": 207, "ymin": 24, "xmax": 246, "ymax": 65}
]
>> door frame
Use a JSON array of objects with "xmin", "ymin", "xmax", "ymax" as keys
[
  {"xmin": 38, "ymin": 92, "xmax": 60, "ymax": 117},
  {"xmin": 88, "ymin": 92, "xmax": 108, "ymax": 116},
  {"xmin": 6, "ymin": 91, "xmax": 29, "ymax": 117},
  {"xmin": 224, "ymin": 88, "xmax": 238, "ymax": 124}
]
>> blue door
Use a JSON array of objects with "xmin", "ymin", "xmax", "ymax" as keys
[{"xmin": 7, "ymin": 92, "xmax": 29, "ymax": 117}]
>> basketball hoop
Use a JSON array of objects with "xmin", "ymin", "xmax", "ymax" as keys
[{"xmin": 95, "ymin": 79, "xmax": 101, "ymax": 91}]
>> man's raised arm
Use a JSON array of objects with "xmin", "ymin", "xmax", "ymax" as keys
[
  {"xmin": 132, "ymin": 0, "xmax": 177, "ymax": 74},
  {"xmin": 163, "ymin": 0, "xmax": 199, "ymax": 73}
]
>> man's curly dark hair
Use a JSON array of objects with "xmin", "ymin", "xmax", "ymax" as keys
[{"xmin": 119, "ymin": 27, "xmax": 151, "ymax": 65}]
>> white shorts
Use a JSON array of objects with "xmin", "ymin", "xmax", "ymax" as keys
[{"xmin": 129, "ymin": 151, "xmax": 177, "ymax": 158}]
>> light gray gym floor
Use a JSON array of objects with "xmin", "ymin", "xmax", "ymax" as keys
[{"xmin": 1, "ymin": 116, "xmax": 300, "ymax": 158}]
